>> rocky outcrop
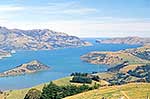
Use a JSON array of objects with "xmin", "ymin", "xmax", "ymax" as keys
[
  {"xmin": 0, "ymin": 26, "xmax": 92, "ymax": 51},
  {"xmin": 96, "ymin": 37, "xmax": 150, "ymax": 45},
  {"xmin": 0, "ymin": 60, "xmax": 49, "ymax": 77}
]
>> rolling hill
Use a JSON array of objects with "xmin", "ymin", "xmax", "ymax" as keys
[{"xmin": 0, "ymin": 26, "xmax": 92, "ymax": 51}]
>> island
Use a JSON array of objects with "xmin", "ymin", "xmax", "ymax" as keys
[
  {"xmin": 96, "ymin": 36, "xmax": 150, "ymax": 45},
  {"xmin": 0, "ymin": 60, "xmax": 50, "ymax": 77}
]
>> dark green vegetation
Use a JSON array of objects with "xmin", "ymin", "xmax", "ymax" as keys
[
  {"xmin": 24, "ymin": 82, "xmax": 100, "ymax": 99},
  {"xmin": 128, "ymin": 64, "xmax": 150, "ymax": 82},
  {"xmin": 70, "ymin": 72, "xmax": 100, "ymax": 84},
  {"xmin": 70, "ymin": 72, "xmax": 88, "ymax": 77},
  {"xmin": 105, "ymin": 64, "xmax": 150, "ymax": 85},
  {"xmin": 124, "ymin": 45, "xmax": 150, "ymax": 61},
  {"xmin": 70, "ymin": 76, "xmax": 92, "ymax": 84},
  {"xmin": 108, "ymin": 61, "xmax": 129, "ymax": 72},
  {"xmin": 24, "ymin": 89, "xmax": 41, "ymax": 99},
  {"xmin": 134, "ymin": 51, "xmax": 150, "ymax": 60},
  {"xmin": 107, "ymin": 73, "xmax": 133, "ymax": 85}
]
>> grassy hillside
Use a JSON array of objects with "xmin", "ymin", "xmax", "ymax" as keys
[
  {"xmin": 81, "ymin": 45, "xmax": 150, "ymax": 66},
  {"xmin": 2, "ymin": 76, "xmax": 103, "ymax": 99},
  {"xmin": 64, "ymin": 83, "xmax": 150, "ymax": 99},
  {"xmin": 5, "ymin": 77, "xmax": 72, "ymax": 99}
]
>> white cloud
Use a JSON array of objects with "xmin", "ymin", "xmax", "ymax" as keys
[
  {"xmin": 0, "ymin": 5, "xmax": 24, "ymax": 12},
  {"xmin": 20, "ymin": 1, "xmax": 98, "ymax": 15},
  {"xmin": 0, "ymin": 1, "xmax": 149, "ymax": 37},
  {"xmin": 62, "ymin": 8, "xmax": 98, "ymax": 14}
]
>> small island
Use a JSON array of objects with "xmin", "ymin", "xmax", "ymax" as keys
[{"xmin": 0, "ymin": 60, "xmax": 50, "ymax": 77}]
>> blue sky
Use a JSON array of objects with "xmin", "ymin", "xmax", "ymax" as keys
[{"xmin": 0, "ymin": 0, "xmax": 150, "ymax": 37}]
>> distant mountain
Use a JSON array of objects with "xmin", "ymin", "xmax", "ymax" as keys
[
  {"xmin": 0, "ymin": 60, "xmax": 49, "ymax": 77},
  {"xmin": 0, "ymin": 26, "xmax": 92, "ymax": 51},
  {"xmin": 96, "ymin": 37, "xmax": 150, "ymax": 45}
]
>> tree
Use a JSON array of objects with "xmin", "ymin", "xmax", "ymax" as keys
[
  {"xmin": 70, "ymin": 76, "xmax": 92, "ymax": 84},
  {"xmin": 24, "ymin": 88, "xmax": 41, "ymax": 99},
  {"xmin": 40, "ymin": 82, "xmax": 63, "ymax": 99},
  {"xmin": 146, "ymin": 72, "xmax": 150, "ymax": 82}
]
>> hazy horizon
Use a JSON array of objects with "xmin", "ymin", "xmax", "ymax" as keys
[{"xmin": 0, "ymin": 0, "xmax": 150, "ymax": 37}]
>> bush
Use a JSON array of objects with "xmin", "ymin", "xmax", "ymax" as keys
[
  {"xmin": 40, "ymin": 82, "xmax": 99, "ymax": 99},
  {"xmin": 70, "ymin": 76, "xmax": 92, "ymax": 84},
  {"xmin": 25, "ymin": 82, "xmax": 100, "ymax": 99},
  {"xmin": 40, "ymin": 82, "xmax": 63, "ymax": 99},
  {"xmin": 24, "ymin": 88, "xmax": 41, "ymax": 99},
  {"xmin": 91, "ymin": 75, "xmax": 100, "ymax": 81},
  {"xmin": 70, "ymin": 72, "xmax": 88, "ymax": 77}
]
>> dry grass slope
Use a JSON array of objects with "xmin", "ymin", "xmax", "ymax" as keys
[{"xmin": 64, "ymin": 83, "xmax": 150, "ymax": 99}]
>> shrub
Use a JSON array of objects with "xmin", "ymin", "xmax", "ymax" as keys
[
  {"xmin": 40, "ymin": 82, "xmax": 63, "ymax": 99},
  {"xmin": 24, "ymin": 88, "xmax": 41, "ymax": 99},
  {"xmin": 70, "ymin": 76, "xmax": 92, "ymax": 84}
]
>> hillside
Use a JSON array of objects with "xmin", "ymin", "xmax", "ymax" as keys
[
  {"xmin": 81, "ymin": 46, "xmax": 150, "ymax": 85},
  {"xmin": 64, "ymin": 83, "xmax": 150, "ymax": 99},
  {"xmin": 81, "ymin": 45, "xmax": 150, "ymax": 66},
  {"xmin": 1, "ymin": 76, "xmax": 103, "ymax": 99},
  {"xmin": 0, "ymin": 60, "xmax": 49, "ymax": 77},
  {"xmin": 124, "ymin": 45, "xmax": 150, "ymax": 61},
  {"xmin": 0, "ymin": 26, "xmax": 92, "ymax": 51},
  {"xmin": 96, "ymin": 36, "xmax": 150, "ymax": 45}
]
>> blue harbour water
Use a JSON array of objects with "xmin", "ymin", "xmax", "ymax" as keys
[{"xmin": 0, "ymin": 38, "xmax": 140, "ymax": 90}]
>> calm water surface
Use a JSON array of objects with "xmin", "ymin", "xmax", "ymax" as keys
[{"xmin": 0, "ymin": 38, "xmax": 140, "ymax": 90}]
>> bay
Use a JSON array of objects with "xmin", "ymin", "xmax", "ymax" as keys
[{"xmin": 0, "ymin": 38, "xmax": 140, "ymax": 90}]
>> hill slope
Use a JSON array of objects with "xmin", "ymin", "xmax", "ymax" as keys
[
  {"xmin": 2, "ymin": 76, "xmax": 102, "ymax": 99},
  {"xmin": 96, "ymin": 36, "xmax": 150, "ymax": 45},
  {"xmin": 64, "ymin": 83, "xmax": 150, "ymax": 99},
  {"xmin": 81, "ymin": 45, "xmax": 150, "ymax": 66},
  {"xmin": 0, "ymin": 26, "xmax": 91, "ymax": 51}
]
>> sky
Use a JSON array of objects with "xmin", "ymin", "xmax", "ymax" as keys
[{"xmin": 0, "ymin": 0, "xmax": 150, "ymax": 37}]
